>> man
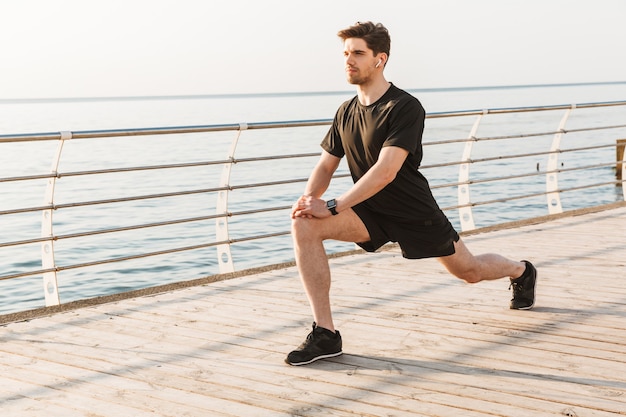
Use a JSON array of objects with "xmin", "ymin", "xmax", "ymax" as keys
[{"xmin": 286, "ymin": 21, "xmax": 536, "ymax": 366}]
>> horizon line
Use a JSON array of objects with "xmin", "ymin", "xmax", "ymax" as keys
[{"xmin": 2, "ymin": 80, "xmax": 625, "ymax": 104}]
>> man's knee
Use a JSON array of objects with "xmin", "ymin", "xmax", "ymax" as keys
[{"xmin": 291, "ymin": 217, "xmax": 320, "ymax": 242}]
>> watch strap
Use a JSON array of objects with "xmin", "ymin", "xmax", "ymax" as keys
[{"xmin": 326, "ymin": 199, "xmax": 338, "ymax": 215}]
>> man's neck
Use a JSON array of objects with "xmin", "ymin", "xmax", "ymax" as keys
[{"xmin": 356, "ymin": 79, "xmax": 391, "ymax": 106}]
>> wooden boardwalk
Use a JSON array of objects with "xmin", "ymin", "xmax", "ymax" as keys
[{"xmin": 1, "ymin": 204, "xmax": 625, "ymax": 416}]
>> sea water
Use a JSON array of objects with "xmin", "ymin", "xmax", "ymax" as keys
[{"xmin": 1, "ymin": 82, "xmax": 625, "ymax": 314}]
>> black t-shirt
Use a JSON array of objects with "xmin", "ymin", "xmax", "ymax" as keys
[{"xmin": 321, "ymin": 84, "xmax": 444, "ymax": 221}]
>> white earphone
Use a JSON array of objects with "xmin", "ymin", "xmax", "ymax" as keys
[{"xmin": 375, "ymin": 59, "xmax": 382, "ymax": 68}]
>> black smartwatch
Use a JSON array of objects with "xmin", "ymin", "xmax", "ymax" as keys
[{"xmin": 326, "ymin": 199, "xmax": 338, "ymax": 215}]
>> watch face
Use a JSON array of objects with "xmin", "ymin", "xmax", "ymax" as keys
[{"xmin": 326, "ymin": 199, "xmax": 336, "ymax": 209}]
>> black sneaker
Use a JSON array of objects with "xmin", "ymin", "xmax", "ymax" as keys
[
  {"xmin": 509, "ymin": 260, "xmax": 537, "ymax": 310},
  {"xmin": 285, "ymin": 322, "xmax": 343, "ymax": 366}
]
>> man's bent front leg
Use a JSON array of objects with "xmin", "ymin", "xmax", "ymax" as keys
[
  {"xmin": 291, "ymin": 209, "xmax": 370, "ymax": 332},
  {"xmin": 292, "ymin": 217, "xmax": 335, "ymax": 331}
]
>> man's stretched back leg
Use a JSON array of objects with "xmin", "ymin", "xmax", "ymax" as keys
[{"xmin": 438, "ymin": 238, "xmax": 537, "ymax": 309}]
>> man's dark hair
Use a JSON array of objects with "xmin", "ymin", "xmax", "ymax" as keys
[{"xmin": 337, "ymin": 21, "xmax": 391, "ymax": 58}]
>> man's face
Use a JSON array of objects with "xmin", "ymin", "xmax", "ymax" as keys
[{"xmin": 343, "ymin": 38, "xmax": 378, "ymax": 85}]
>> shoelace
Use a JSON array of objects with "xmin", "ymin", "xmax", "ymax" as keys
[{"xmin": 300, "ymin": 329, "xmax": 318, "ymax": 348}]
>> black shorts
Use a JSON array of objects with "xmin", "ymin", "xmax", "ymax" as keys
[{"xmin": 352, "ymin": 203, "xmax": 460, "ymax": 259}]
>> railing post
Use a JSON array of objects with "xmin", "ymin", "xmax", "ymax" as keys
[
  {"xmin": 458, "ymin": 112, "xmax": 485, "ymax": 231},
  {"xmin": 617, "ymin": 139, "xmax": 626, "ymax": 181},
  {"xmin": 41, "ymin": 131, "xmax": 71, "ymax": 306},
  {"xmin": 215, "ymin": 123, "xmax": 247, "ymax": 273},
  {"xmin": 546, "ymin": 106, "xmax": 573, "ymax": 214},
  {"xmin": 618, "ymin": 139, "xmax": 626, "ymax": 200}
]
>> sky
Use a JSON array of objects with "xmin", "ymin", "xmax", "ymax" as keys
[{"xmin": 1, "ymin": 0, "xmax": 625, "ymax": 99}]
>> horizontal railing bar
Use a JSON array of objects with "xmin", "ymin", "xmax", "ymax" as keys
[
  {"xmin": 554, "ymin": 180, "xmax": 624, "ymax": 194},
  {"xmin": 51, "ymin": 232, "xmax": 294, "ymax": 274},
  {"xmin": 231, "ymin": 152, "xmax": 321, "ymax": 164},
  {"xmin": 0, "ymin": 173, "xmax": 56, "ymax": 183},
  {"xmin": 0, "ymin": 188, "xmax": 226, "ymax": 216},
  {"xmin": 54, "ymin": 204, "xmax": 293, "ymax": 240},
  {"xmin": 230, "ymin": 230, "xmax": 291, "ymax": 243},
  {"xmin": 56, "ymin": 152, "xmax": 324, "ymax": 177},
  {"xmin": 421, "ymin": 143, "xmax": 617, "ymax": 171},
  {"xmin": 475, "ymin": 124, "xmax": 626, "ymax": 143},
  {"xmin": 0, "ymin": 132, "xmax": 63, "ymax": 143},
  {"xmin": 473, "ymin": 162, "xmax": 618, "ymax": 185},
  {"xmin": 431, "ymin": 171, "xmax": 544, "ymax": 191},
  {"xmin": 0, "ymin": 228, "xmax": 291, "ymax": 282},
  {"xmin": 55, "ymin": 160, "xmax": 233, "ymax": 177},
  {"xmin": 0, "ymin": 173, "xmax": 350, "ymax": 217},
  {"xmin": 475, "ymin": 130, "xmax": 559, "ymax": 142},
  {"xmin": 422, "ymin": 149, "xmax": 549, "ymax": 170},
  {"xmin": 0, "ymin": 268, "xmax": 56, "ymax": 282},
  {"xmin": 432, "ymin": 163, "xmax": 594, "ymax": 190},
  {"xmin": 557, "ymin": 143, "xmax": 616, "ymax": 153},
  {"xmin": 426, "ymin": 130, "xmax": 557, "ymax": 147},
  {"xmin": 425, "ymin": 123, "xmax": 626, "ymax": 147},
  {"xmin": 224, "ymin": 205, "xmax": 291, "ymax": 218},
  {"xmin": 426, "ymin": 100, "xmax": 626, "ymax": 119},
  {"xmin": 563, "ymin": 123, "xmax": 626, "ymax": 134},
  {"xmin": 229, "ymin": 174, "xmax": 352, "ymax": 191},
  {"xmin": 0, "ymin": 204, "xmax": 294, "ymax": 249},
  {"xmin": 48, "ymin": 181, "xmax": 303, "ymax": 210},
  {"xmin": 443, "ymin": 179, "xmax": 623, "ymax": 212},
  {"xmin": 60, "ymin": 216, "xmax": 225, "ymax": 239},
  {"xmin": 423, "ymin": 132, "xmax": 551, "ymax": 147},
  {"xmin": 0, "ymin": 242, "xmax": 234, "ymax": 281},
  {"xmin": 0, "ymin": 162, "xmax": 232, "ymax": 184},
  {"xmin": 442, "ymin": 192, "xmax": 545, "ymax": 211},
  {"xmin": 460, "ymin": 144, "xmax": 618, "ymax": 165},
  {"xmin": 0, "ymin": 129, "xmax": 226, "ymax": 143},
  {"xmin": 0, "ymin": 205, "xmax": 53, "ymax": 216},
  {"xmin": 432, "ymin": 161, "xmax": 620, "ymax": 192},
  {"xmin": 57, "ymin": 241, "xmax": 233, "ymax": 271},
  {"xmin": 3, "ymin": 100, "xmax": 626, "ymax": 145},
  {"xmin": 56, "ymin": 187, "xmax": 226, "ymax": 208},
  {"xmin": 0, "ymin": 120, "xmax": 333, "ymax": 143},
  {"xmin": 0, "ymin": 153, "xmax": 323, "ymax": 184},
  {"xmin": 0, "ymin": 237, "xmax": 48, "ymax": 248}
]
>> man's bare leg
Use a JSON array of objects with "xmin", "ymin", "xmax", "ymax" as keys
[
  {"xmin": 438, "ymin": 238, "xmax": 526, "ymax": 283},
  {"xmin": 291, "ymin": 209, "xmax": 370, "ymax": 332}
]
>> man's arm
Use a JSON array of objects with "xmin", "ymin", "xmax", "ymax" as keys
[
  {"xmin": 334, "ymin": 145, "xmax": 408, "ymax": 213},
  {"xmin": 293, "ymin": 146, "xmax": 408, "ymax": 219},
  {"xmin": 291, "ymin": 151, "xmax": 341, "ymax": 219},
  {"xmin": 304, "ymin": 151, "xmax": 342, "ymax": 198}
]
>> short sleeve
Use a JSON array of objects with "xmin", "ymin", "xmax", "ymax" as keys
[
  {"xmin": 382, "ymin": 98, "xmax": 425, "ymax": 156},
  {"xmin": 320, "ymin": 106, "xmax": 346, "ymax": 158}
]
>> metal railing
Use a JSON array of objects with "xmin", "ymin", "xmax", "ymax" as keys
[{"xmin": 1, "ymin": 100, "xmax": 625, "ymax": 311}]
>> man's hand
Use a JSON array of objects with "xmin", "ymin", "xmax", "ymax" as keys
[{"xmin": 291, "ymin": 195, "xmax": 332, "ymax": 219}]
